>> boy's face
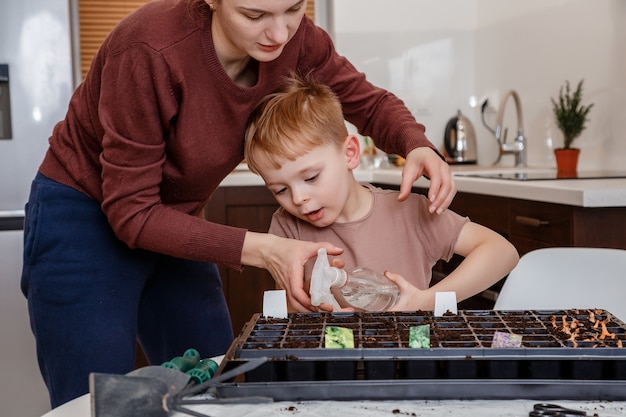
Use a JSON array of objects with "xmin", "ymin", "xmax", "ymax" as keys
[{"xmin": 256, "ymin": 136, "xmax": 361, "ymax": 227}]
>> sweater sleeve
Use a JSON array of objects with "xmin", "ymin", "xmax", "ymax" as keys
[
  {"xmin": 96, "ymin": 43, "xmax": 246, "ymax": 270},
  {"xmin": 299, "ymin": 20, "xmax": 441, "ymax": 158}
]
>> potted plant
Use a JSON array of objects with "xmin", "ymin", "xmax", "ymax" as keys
[{"xmin": 551, "ymin": 79, "xmax": 594, "ymax": 175}]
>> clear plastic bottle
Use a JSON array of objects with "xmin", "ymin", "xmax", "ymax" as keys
[
  {"xmin": 332, "ymin": 267, "xmax": 400, "ymax": 311},
  {"xmin": 310, "ymin": 248, "xmax": 400, "ymax": 311}
]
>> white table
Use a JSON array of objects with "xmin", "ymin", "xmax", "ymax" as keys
[
  {"xmin": 43, "ymin": 394, "xmax": 626, "ymax": 417},
  {"xmin": 42, "ymin": 352, "xmax": 626, "ymax": 417}
]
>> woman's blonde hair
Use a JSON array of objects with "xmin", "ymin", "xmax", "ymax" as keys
[{"xmin": 245, "ymin": 73, "xmax": 348, "ymax": 174}]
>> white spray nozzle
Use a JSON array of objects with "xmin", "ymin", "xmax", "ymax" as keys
[{"xmin": 310, "ymin": 248, "xmax": 346, "ymax": 310}]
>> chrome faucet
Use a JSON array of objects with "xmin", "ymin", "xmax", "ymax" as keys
[{"xmin": 493, "ymin": 89, "xmax": 526, "ymax": 167}]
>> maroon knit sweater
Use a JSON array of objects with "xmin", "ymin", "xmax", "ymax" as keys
[{"xmin": 39, "ymin": 0, "xmax": 436, "ymax": 270}]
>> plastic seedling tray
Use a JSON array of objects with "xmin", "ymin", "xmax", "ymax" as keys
[{"xmin": 211, "ymin": 309, "xmax": 626, "ymax": 401}]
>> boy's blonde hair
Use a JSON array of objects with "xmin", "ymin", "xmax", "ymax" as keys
[{"xmin": 245, "ymin": 73, "xmax": 348, "ymax": 174}]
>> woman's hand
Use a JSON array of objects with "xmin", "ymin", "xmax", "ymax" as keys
[
  {"xmin": 399, "ymin": 147, "xmax": 456, "ymax": 214},
  {"xmin": 241, "ymin": 232, "xmax": 343, "ymax": 312}
]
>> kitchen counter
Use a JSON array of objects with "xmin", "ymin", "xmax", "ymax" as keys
[{"xmin": 220, "ymin": 164, "xmax": 626, "ymax": 208}]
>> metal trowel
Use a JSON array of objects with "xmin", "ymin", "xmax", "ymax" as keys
[
  {"xmin": 90, "ymin": 358, "xmax": 269, "ymax": 417},
  {"xmin": 90, "ymin": 365, "xmax": 189, "ymax": 417}
]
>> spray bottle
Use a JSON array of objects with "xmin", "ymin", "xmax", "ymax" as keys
[{"xmin": 310, "ymin": 248, "xmax": 400, "ymax": 311}]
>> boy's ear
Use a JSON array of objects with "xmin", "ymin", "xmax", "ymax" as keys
[{"xmin": 343, "ymin": 135, "xmax": 361, "ymax": 169}]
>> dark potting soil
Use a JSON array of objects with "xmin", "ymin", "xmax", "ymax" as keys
[{"xmin": 250, "ymin": 309, "xmax": 625, "ymax": 349}]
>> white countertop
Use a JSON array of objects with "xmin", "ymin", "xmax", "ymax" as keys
[{"xmin": 221, "ymin": 164, "xmax": 626, "ymax": 208}]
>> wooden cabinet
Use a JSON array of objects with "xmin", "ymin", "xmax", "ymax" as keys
[
  {"xmin": 204, "ymin": 186, "xmax": 280, "ymax": 335},
  {"xmin": 509, "ymin": 199, "xmax": 626, "ymax": 254},
  {"xmin": 510, "ymin": 200, "xmax": 572, "ymax": 253}
]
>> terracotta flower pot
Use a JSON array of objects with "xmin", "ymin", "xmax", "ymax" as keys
[{"xmin": 554, "ymin": 148, "xmax": 580, "ymax": 178}]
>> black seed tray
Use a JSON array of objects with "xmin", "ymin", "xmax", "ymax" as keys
[{"xmin": 211, "ymin": 309, "xmax": 626, "ymax": 401}]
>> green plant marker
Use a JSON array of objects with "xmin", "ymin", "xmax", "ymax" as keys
[
  {"xmin": 492, "ymin": 331, "xmax": 523, "ymax": 348},
  {"xmin": 324, "ymin": 326, "xmax": 354, "ymax": 349},
  {"xmin": 409, "ymin": 325, "xmax": 430, "ymax": 348}
]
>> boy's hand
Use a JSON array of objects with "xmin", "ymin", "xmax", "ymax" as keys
[
  {"xmin": 384, "ymin": 270, "xmax": 431, "ymax": 311},
  {"xmin": 398, "ymin": 147, "xmax": 456, "ymax": 214},
  {"xmin": 314, "ymin": 303, "xmax": 355, "ymax": 313}
]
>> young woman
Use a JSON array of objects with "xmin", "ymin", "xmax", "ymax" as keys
[{"xmin": 21, "ymin": 0, "xmax": 456, "ymax": 407}]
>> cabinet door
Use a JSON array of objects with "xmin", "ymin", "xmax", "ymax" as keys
[
  {"xmin": 448, "ymin": 192, "xmax": 510, "ymax": 237},
  {"xmin": 205, "ymin": 187, "xmax": 280, "ymax": 335},
  {"xmin": 510, "ymin": 199, "xmax": 572, "ymax": 250},
  {"xmin": 571, "ymin": 206, "xmax": 626, "ymax": 249}
]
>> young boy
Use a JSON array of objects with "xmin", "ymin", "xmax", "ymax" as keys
[{"xmin": 244, "ymin": 74, "xmax": 519, "ymax": 311}]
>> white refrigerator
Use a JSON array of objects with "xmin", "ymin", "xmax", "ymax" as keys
[{"xmin": 0, "ymin": 0, "xmax": 75, "ymax": 415}]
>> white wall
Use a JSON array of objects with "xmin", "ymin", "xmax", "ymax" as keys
[{"xmin": 331, "ymin": 0, "xmax": 626, "ymax": 170}]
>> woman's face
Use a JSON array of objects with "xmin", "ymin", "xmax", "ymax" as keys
[{"xmin": 210, "ymin": 0, "xmax": 307, "ymax": 62}]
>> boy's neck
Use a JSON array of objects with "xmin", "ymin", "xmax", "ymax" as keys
[{"xmin": 336, "ymin": 182, "xmax": 374, "ymax": 224}]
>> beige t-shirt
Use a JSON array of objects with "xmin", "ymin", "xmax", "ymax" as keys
[{"xmin": 269, "ymin": 184, "xmax": 469, "ymax": 289}]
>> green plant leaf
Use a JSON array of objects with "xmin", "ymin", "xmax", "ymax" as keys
[{"xmin": 551, "ymin": 79, "xmax": 594, "ymax": 149}]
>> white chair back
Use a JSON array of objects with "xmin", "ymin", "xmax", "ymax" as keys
[{"xmin": 493, "ymin": 247, "xmax": 626, "ymax": 322}]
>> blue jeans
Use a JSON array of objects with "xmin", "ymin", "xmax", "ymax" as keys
[{"xmin": 21, "ymin": 172, "xmax": 233, "ymax": 408}]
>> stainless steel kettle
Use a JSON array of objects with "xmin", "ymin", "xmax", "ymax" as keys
[{"xmin": 443, "ymin": 110, "xmax": 477, "ymax": 164}]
